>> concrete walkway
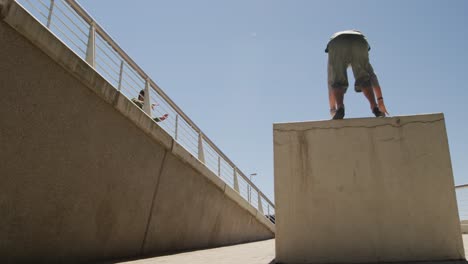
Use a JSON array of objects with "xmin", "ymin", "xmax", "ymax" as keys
[
  {"xmin": 116, "ymin": 239, "xmax": 275, "ymax": 264},
  {"xmin": 113, "ymin": 235, "xmax": 468, "ymax": 264},
  {"xmin": 464, "ymin": 235, "xmax": 468, "ymax": 257}
]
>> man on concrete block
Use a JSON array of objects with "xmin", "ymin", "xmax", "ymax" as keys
[{"xmin": 326, "ymin": 30, "xmax": 389, "ymax": 120}]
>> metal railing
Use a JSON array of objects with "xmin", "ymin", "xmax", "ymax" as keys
[
  {"xmin": 456, "ymin": 184, "xmax": 468, "ymax": 221},
  {"xmin": 15, "ymin": 0, "xmax": 275, "ymax": 223}
]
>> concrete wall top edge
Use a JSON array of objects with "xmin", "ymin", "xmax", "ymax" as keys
[
  {"xmin": 273, "ymin": 113, "xmax": 444, "ymax": 131},
  {"xmin": 171, "ymin": 140, "xmax": 227, "ymax": 192}
]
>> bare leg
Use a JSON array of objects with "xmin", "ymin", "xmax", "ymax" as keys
[
  {"xmin": 328, "ymin": 89, "xmax": 336, "ymax": 110},
  {"xmin": 373, "ymin": 85, "xmax": 389, "ymax": 115},
  {"xmin": 331, "ymin": 88, "xmax": 345, "ymax": 119},
  {"xmin": 361, "ymin": 86, "xmax": 377, "ymax": 109},
  {"xmin": 328, "ymin": 88, "xmax": 337, "ymax": 117},
  {"xmin": 362, "ymin": 86, "xmax": 386, "ymax": 117},
  {"xmin": 332, "ymin": 88, "xmax": 345, "ymax": 109},
  {"xmin": 373, "ymin": 85, "xmax": 383, "ymax": 99}
]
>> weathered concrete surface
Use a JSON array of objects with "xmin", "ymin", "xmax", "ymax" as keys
[
  {"xmin": 461, "ymin": 222, "xmax": 468, "ymax": 234},
  {"xmin": 0, "ymin": 1, "xmax": 273, "ymax": 263},
  {"xmin": 143, "ymin": 152, "xmax": 273, "ymax": 256},
  {"xmin": 463, "ymin": 226, "xmax": 468, "ymax": 234},
  {"xmin": 274, "ymin": 114, "xmax": 464, "ymax": 264}
]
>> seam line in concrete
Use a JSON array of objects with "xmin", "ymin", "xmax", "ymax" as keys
[
  {"xmin": 111, "ymin": 90, "xmax": 121, "ymax": 107},
  {"xmin": 140, "ymin": 149, "xmax": 168, "ymax": 255},
  {"xmin": 274, "ymin": 118, "xmax": 444, "ymax": 132},
  {"xmin": 170, "ymin": 139, "xmax": 175, "ymax": 152}
]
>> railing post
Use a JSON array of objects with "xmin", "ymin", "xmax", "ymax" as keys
[
  {"xmin": 248, "ymin": 184, "xmax": 251, "ymax": 203},
  {"xmin": 117, "ymin": 60, "xmax": 124, "ymax": 91},
  {"xmin": 198, "ymin": 132, "xmax": 205, "ymax": 163},
  {"xmin": 258, "ymin": 194, "xmax": 264, "ymax": 214},
  {"xmin": 233, "ymin": 168, "xmax": 239, "ymax": 192},
  {"xmin": 85, "ymin": 22, "xmax": 96, "ymax": 66},
  {"xmin": 217, "ymin": 156, "xmax": 221, "ymax": 177},
  {"xmin": 143, "ymin": 79, "xmax": 151, "ymax": 115},
  {"xmin": 175, "ymin": 114, "xmax": 179, "ymax": 140},
  {"xmin": 46, "ymin": 0, "xmax": 55, "ymax": 28}
]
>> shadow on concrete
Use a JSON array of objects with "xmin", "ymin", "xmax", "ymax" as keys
[
  {"xmin": 94, "ymin": 257, "xmax": 468, "ymax": 264},
  {"xmin": 96, "ymin": 255, "xmax": 276, "ymax": 264},
  {"xmin": 93, "ymin": 252, "xmax": 190, "ymax": 264}
]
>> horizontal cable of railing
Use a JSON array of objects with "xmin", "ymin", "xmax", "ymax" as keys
[{"xmin": 455, "ymin": 185, "xmax": 468, "ymax": 221}]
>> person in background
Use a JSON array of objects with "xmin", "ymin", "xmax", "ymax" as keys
[{"xmin": 132, "ymin": 90, "xmax": 168, "ymax": 122}]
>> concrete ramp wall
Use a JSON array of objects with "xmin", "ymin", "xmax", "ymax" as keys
[{"xmin": 0, "ymin": 2, "xmax": 274, "ymax": 263}]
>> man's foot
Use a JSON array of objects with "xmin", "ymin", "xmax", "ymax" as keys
[
  {"xmin": 332, "ymin": 107, "xmax": 345, "ymax": 120},
  {"xmin": 160, "ymin": 113, "xmax": 169, "ymax": 121},
  {"xmin": 154, "ymin": 114, "xmax": 169, "ymax": 122},
  {"xmin": 372, "ymin": 107, "xmax": 385, "ymax": 117}
]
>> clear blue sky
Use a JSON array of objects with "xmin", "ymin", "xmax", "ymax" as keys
[{"xmin": 78, "ymin": 0, "xmax": 468, "ymax": 201}]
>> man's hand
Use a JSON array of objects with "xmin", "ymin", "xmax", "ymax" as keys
[
  {"xmin": 378, "ymin": 98, "xmax": 390, "ymax": 116},
  {"xmin": 151, "ymin": 103, "xmax": 160, "ymax": 110}
]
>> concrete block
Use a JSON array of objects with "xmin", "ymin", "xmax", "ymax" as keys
[{"xmin": 274, "ymin": 114, "xmax": 464, "ymax": 264}]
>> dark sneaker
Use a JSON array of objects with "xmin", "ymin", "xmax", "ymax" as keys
[
  {"xmin": 332, "ymin": 107, "xmax": 345, "ymax": 120},
  {"xmin": 372, "ymin": 107, "xmax": 385, "ymax": 117}
]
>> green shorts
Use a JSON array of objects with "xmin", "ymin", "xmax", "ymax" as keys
[{"xmin": 327, "ymin": 34, "xmax": 376, "ymax": 93}]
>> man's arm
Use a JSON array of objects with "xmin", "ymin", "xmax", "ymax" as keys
[
  {"xmin": 131, "ymin": 98, "xmax": 144, "ymax": 109},
  {"xmin": 370, "ymin": 73, "xmax": 389, "ymax": 115}
]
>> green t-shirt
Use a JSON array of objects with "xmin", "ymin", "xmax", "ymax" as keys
[{"xmin": 131, "ymin": 98, "xmax": 144, "ymax": 109}]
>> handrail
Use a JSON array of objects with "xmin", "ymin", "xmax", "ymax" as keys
[
  {"xmin": 238, "ymin": 170, "xmax": 274, "ymax": 206},
  {"xmin": 15, "ymin": 0, "xmax": 275, "ymax": 221},
  {"xmin": 64, "ymin": 0, "xmax": 196, "ymax": 129},
  {"xmin": 455, "ymin": 185, "xmax": 468, "ymax": 221}
]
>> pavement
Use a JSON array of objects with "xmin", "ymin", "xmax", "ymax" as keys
[
  {"xmin": 465, "ymin": 235, "xmax": 468, "ymax": 255},
  {"xmin": 114, "ymin": 239, "xmax": 275, "ymax": 264},
  {"xmin": 110, "ymin": 235, "xmax": 468, "ymax": 264}
]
